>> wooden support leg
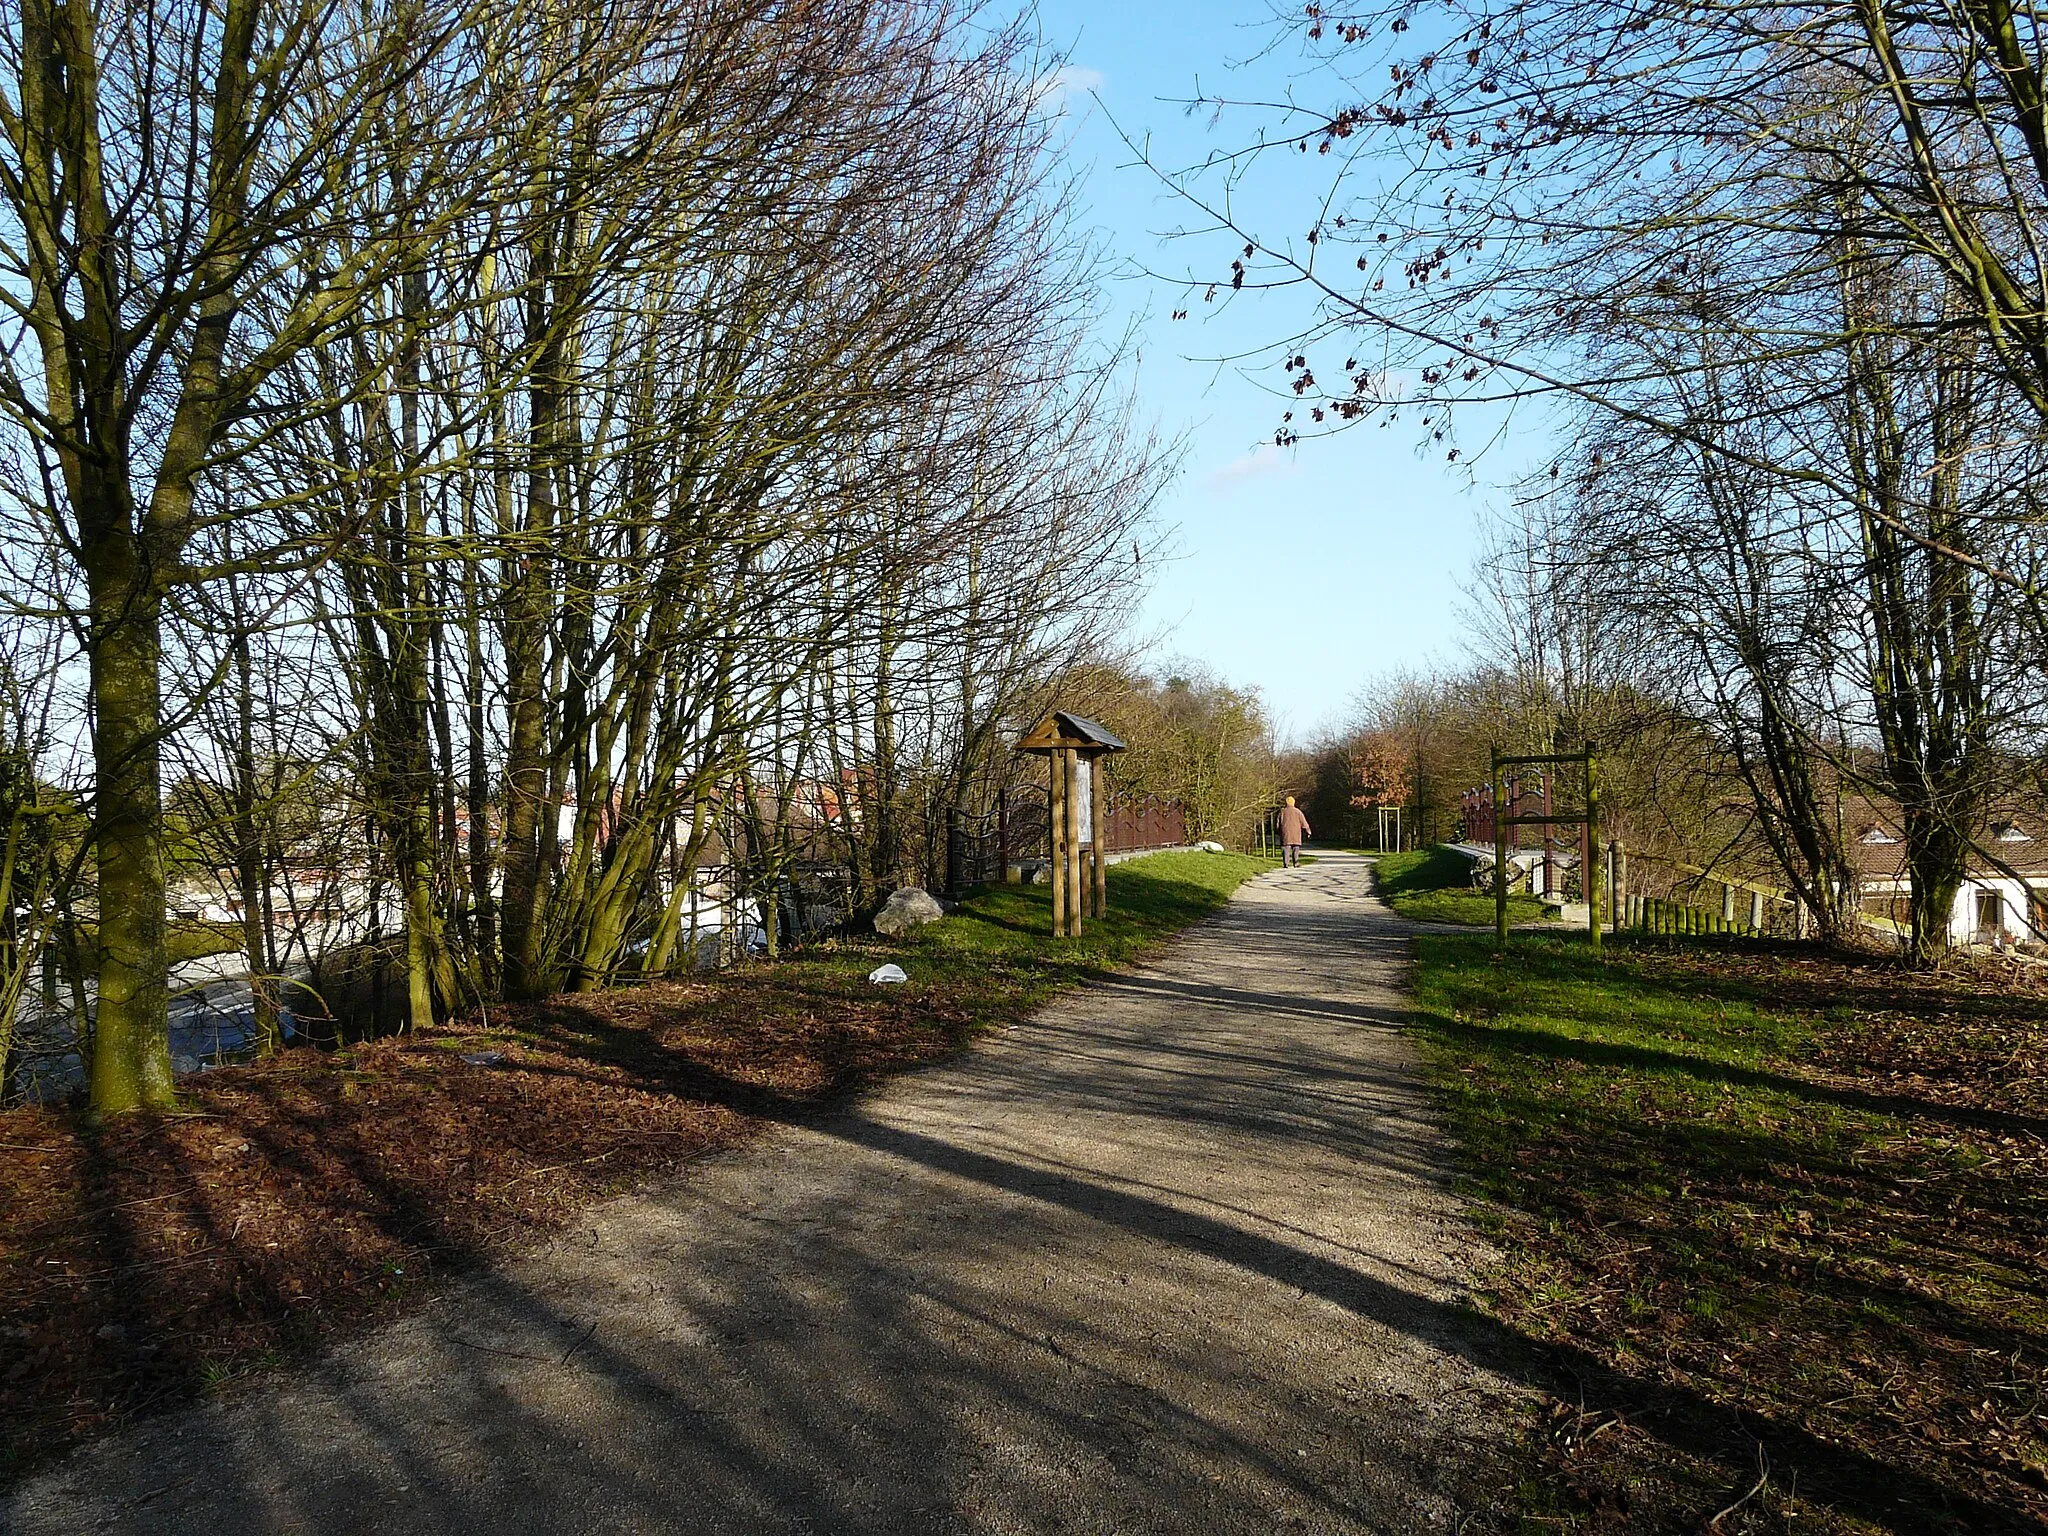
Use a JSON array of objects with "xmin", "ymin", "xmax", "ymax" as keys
[
  {"xmin": 1050, "ymin": 751, "xmax": 1067, "ymax": 938},
  {"xmin": 1089, "ymin": 760, "xmax": 1107, "ymax": 918},
  {"xmin": 1613, "ymin": 839, "xmax": 1628, "ymax": 933},
  {"xmin": 1584, "ymin": 742, "xmax": 1600, "ymax": 956}
]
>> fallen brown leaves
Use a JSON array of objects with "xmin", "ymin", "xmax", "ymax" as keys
[{"xmin": 0, "ymin": 953, "xmax": 971, "ymax": 1484}]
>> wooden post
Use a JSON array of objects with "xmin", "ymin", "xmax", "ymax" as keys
[
  {"xmin": 998, "ymin": 789, "xmax": 1013, "ymax": 884},
  {"xmin": 1492, "ymin": 749, "xmax": 1509, "ymax": 951},
  {"xmin": 1089, "ymin": 760, "xmax": 1107, "ymax": 918},
  {"xmin": 1050, "ymin": 750, "xmax": 1067, "ymax": 937},
  {"xmin": 1062, "ymin": 746, "xmax": 1083, "ymax": 937},
  {"xmin": 1584, "ymin": 742, "xmax": 1601, "ymax": 956},
  {"xmin": 1541, "ymin": 771, "xmax": 1554, "ymax": 898},
  {"xmin": 1750, "ymin": 888, "xmax": 1764, "ymax": 931}
]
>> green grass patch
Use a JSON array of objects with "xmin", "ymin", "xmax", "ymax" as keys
[
  {"xmin": 1411, "ymin": 930, "xmax": 2048, "ymax": 1529},
  {"xmin": 1371, "ymin": 844, "xmax": 1552, "ymax": 926},
  {"xmin": 588, "ymin": 849, "xmax": 1286, "ymax": 1098},
  {"xmin": 888, "ymin": 849, "xmax": 1275, "ymax": 1015}
]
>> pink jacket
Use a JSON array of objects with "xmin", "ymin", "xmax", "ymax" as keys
[{"xmin": 1278, "ymin": 806, "xmax": 1311, "ymax": 845}]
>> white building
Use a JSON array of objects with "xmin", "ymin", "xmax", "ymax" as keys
[{"xmin": 1850, "ymin": 806, "xmax": 2048, "ymax": 949}]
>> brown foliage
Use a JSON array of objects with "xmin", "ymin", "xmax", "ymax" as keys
[
  {"xmin": 0, "ymin": 955, "xmax": 978, "ymax": 1484},
  {"xmin": 1346, "ymin": 731, "xmax": 1413, "ymax": 809}
]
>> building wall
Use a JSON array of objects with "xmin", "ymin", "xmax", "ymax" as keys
[{"xmin": 1947, "ymin": 876, "xmax": 2046, "ymax": 946}]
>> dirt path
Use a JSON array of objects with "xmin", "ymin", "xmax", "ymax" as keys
[{"xmin": 2, "ymin": 852, "xmax": 1523, "ymax": 1535}]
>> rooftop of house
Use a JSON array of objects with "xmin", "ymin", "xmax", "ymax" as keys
[{"xmin": 1844, "ymin": 797, "xmax": 2048, "ymax": 882}]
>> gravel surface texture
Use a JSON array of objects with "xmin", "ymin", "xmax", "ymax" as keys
[{"xmin": 2, "ymin": 851, "xmax": 1523, "ymax": 1534}]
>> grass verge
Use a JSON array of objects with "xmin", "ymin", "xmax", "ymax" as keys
[
  {"xmin": 0, "ymin": 849, "xmax": 1272, "ymax": 1485},
  {"xmin": 1411, "ymin": 930, "xmax": 2048, "ymax": 1531},
  {"xmin": 1373, "ymin": 844, "xmax": 1553, "ymax": 926}
]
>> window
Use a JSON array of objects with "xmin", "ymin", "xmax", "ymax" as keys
[
  {"xmin": 1997, "ymin": 821, "xmax": 2034, "ymax": 843},
  {"xmin": 1976, "ymin": 889, "xmax": 2005, "ymax": 939},
  {"xmin": 1858, "ymin": 825, "xmax": 1897, "ymax": 844}
]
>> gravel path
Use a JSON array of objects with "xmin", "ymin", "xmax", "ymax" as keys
[{"xmin": 3, "ymin": 851, "xmax": 1523, "ymax": 1535}]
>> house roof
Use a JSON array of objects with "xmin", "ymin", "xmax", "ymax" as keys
[
  {"xmin": 1016, "ymin": 711, "xmax": 1127, "ymax": 754},
  {"xmin": 1843, "ymin": 796, "xmax": 2048, "ymax": 882}
]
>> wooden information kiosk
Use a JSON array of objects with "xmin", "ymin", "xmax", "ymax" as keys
[{"xmin": 1016, "ymin": 711, "xmax": 1127, "ymax": 937}]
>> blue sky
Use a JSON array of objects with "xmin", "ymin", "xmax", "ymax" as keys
[{"xmin": 1030, "ymin": 0, "xmax": 1554, "ymax": 742}]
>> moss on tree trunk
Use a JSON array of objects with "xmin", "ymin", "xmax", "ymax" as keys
[{"xmin": 85, "ymin": 556, "xmax": 175, "ymax": 1112}]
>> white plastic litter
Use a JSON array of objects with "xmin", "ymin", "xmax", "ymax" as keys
[{"xmin": 867, "ymin": 963, "xmax": 909, "ymax": 985}]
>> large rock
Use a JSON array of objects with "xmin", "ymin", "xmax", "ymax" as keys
[
  {"xmin": 1197, "ymin": 840, "xmax": 1227, "ymax": 853},
  {"xmin": 873, "ymin": 886, "xmax": 945, "ymax": 938}
]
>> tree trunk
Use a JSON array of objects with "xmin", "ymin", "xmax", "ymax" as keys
[
  {"xmin": 231, "ymin": 618, "xmax": 281, "ymax": 1055},
  {"xmin": 498, "ymin": 338, "xmax": 560, "ymax": 999},
  {"xmin": 84, "ymin": 550, "xmax": 175, "ymax": 1112}
]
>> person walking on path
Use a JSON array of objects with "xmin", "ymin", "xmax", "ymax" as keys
[{"xmin": 1277, "ymin": 796, "xmax": 1312, "ymax": 866}]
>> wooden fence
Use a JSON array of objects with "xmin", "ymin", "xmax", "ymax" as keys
[
  {"xmin": 1605, "ymin": 844, "xmax": 1899, "ymax": 941},
  {"xmin": 944, "ymin": 787, "xmax": 1187, "ymax": 893}
]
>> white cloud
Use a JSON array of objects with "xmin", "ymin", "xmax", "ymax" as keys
[
  {"xmin": 1207, "ymin": 443, "xmax": 1299, "ymax": 493},
  {"xmin": 1034, "ymin": 64, "xmax": 1105, "ymax": 113}
]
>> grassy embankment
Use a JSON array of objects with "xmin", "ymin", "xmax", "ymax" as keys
[
  {"xmin": 0, "ymin": 849, "xmax": 1273, "ymax": 1484},
  {"xmin": 1410, "ymin": 924, "xmax": 2046, "ymax": 1530},
  {"xmin": 1370, "ymin": 843, "xmax": 1553, "ymax": 925}
]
